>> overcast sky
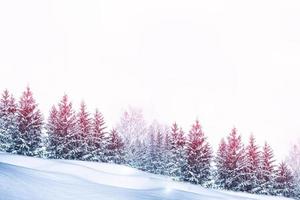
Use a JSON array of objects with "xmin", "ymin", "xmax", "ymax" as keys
[{"xmin": 0, "ymin": 0, "xmax": 300, "ymax": 160}]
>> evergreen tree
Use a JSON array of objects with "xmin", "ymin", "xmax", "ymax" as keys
[
  {"xmin": 168, "ymin": 123, "xmax": 187, "ymax": 181},
  {"xmin": 155, "ymin": 128, "xmax": 165, "ymax": 175},
  {"xmin": 258, "ymin": 142, "xmax": 276, "ymax": 195},
  {"xmin": 162, "ymin": 127, "xmax": 172, "ymax": 176},
  {"xmin": 144, "ymin": 121, "xmax": 165, "ymax": 174},
  {"xmin": 0, "ymin": 90, "xmax": 15, "ymax": 152},
  {"xmin": 16, "ymin": 87, "xmax": 43, "ymax": 156},
  {"xmin": 76, "ymin": 102, "xmax": 91, "ymax": 160},
  {"xmin": 274, "ymin": 162, "xmax": 296, "ymax": 198},
  {"xmin": 87, "ymin": 109, "xmax": 107, "ymax": 162},
  {"xmin": 106, "ymin": 129, "xmax": 125, "ymax": 164},
  {"xmin": 184, "ymin": 120, "xmax": 213, "ymax": 185},
  {"xmin": 46, "ymin": 105, "xmax": 59, "ymax": 158},
  {"xmin": 215, "ymin": 138, "xmax": 227, "ymax": 189},
  {"xmin": 244, "ymin": 134, "xmax": 261, "ymax": 193},
  {"xmin": 217, "ymin": 128, "xmax": 247, "ymax": 191},
  {"xmin": 60, "ymin": 95, "xmax": 78, "ymax": 160}
]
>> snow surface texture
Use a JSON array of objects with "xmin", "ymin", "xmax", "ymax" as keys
[{"xmin": 0, "ymin": 153, "xmax": 292, "ymax": 200}]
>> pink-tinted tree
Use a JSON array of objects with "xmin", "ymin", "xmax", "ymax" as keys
[
  {"xmin": 16, "ymin": 87, "xmax": 43, "ymax": 156},
  {"xmin": 258, "ymin": 142, "xmax": 276, "ymax": 195},
  {"xmin": 87, "ymin": 109, "xmax": 107, "ymax": 162},
  {"xmin": 184, "ymin": 120, "xmax": 212, "ymax": 185},
  {"xmin": 76, "ymin": 102, "xmax": 91, "ymax": 160},
  {"xmin": 216, "ymin": 128, "xmax": 247, "ymax": 191},
  {"xmin": 244, "ymin": 134, "xmax": 261, "ymax": 193},
  {"xmin": 106, "ymin": 129, "xmax": 125, "ymax": 164},
  {"xmin": 215, "ymin": 138, "xmax": 227, "ymax": 189},
  {"xmin": 274, "ymin": 162, "xmax": 296, "ymax": 197}
]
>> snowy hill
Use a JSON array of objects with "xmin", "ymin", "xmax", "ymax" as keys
[{"xmin": 0, "ymin": 153, "xmax": 292, "ymax": 200}]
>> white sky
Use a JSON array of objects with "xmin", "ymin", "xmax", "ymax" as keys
[{"xmin": 0, "ymin": 0, "xmax": 300, "ymax": 160}]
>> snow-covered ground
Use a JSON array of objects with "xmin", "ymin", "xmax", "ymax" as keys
[{"xmin": 0, "ymin": 153, "xmax": 292, "ymax": 200}]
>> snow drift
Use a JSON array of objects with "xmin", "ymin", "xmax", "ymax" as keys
[{"xmin": 0, "ymin": 153, "xmax": 292, "ymax": 200}]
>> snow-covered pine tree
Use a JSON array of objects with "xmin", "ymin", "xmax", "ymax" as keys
[
  {"xmin": 215, "ymin": 138, "xmax": 227, "ymax": 189},
  {"xmin": 16, "ymin": 87, "xmax": 43, "ymax": 156},
  {"xmin": 46, "ymin": 105, "xmax": 59, "ymax": 158},
  {"xmin": 0, "ymin": 90, "xmax": 15, "ymax": 152},
  {"xmin": 144, "ymin": 121, "xmax": 165, "ymax": 174},
  {"xmin": 243, "ymin": 134, "xmax": 261, "ymax": 193},
  {"xmin": 155, "ymin": 128, "xmax": 165, "ymax": 175},
  {"xmin": 54, "ymin": 95, "xmax": 77, "ymax": 159},
  {"xmin": 162, "ymin": 127, "xmax": 172, "ymax": 176},
  {"xmin": 274, "ymin": 162, "xmax": 296, "ymax": 198},
  {"xmin": 145, "ymin": 125, "xmax": 157, "ymax": 173},
  {"xmin": 168, "ymin": 123, "xmax": 187, "ymax": 181},
  {"xmin": 76, "ymin": 102, "xmax": 91, "ymax": 160},
  {"xmin": 258, "ymin": 142, "xmax": 276, "ymax": 195},
  {"xmin": 87, "ymin": 109, "xmax": 107, "ymax": 162},
  {"xmin": 184, "ymin": 120, "xmax": 213, "ymax": 185},
  {"xmin": 223, "ymin": 128, "xmax": 247, "ymax": 191},
  {"xmin": 106, "ymin": 129, "xmax": 125, "ymax": 164}
]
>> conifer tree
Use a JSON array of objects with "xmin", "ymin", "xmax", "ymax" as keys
[
  {"xmin": 0, "ymin": 90, "xmax": 15, "ymax": 152},
  {"xmin": 258, "ymin": 142, "xmax": 276, "ymax": 195},
  {"xmin": 76, "ymin": 102, "xmax": 91, "ymax": 160},
  {"xmin": 168, "ymin": 123, "xmax": 187, "ymax": 181},
  {"xmin": 106, "ymin": 129, "xmax": 125, "ymax": 164},
  {"xmin": 155, "ymin": 128, "xmax": 165, "ymax": 174},
  {"xmin": 215, "ymin": 138, "xmax": 227, "ymax": 189},
  {"xmin": 144, "ymin": 121, "xmax": 165, "ymax": 174},
  {"xmin": 163, "ymin": 127, "xmax": 172, "ymax": 176},
  {"xmin": 244, "ymin": 134, "xmax": 261, "ymax": 193},
  {"xmin": 46, "ymin": 105, "xmax": 59, "ymax": 158},
  {"xmin": 48, "ymin": 95, "xmax": 77, "ymax": 159},
  {"xmin": 184, "ymin": 120, "xmax": 212, "ymax": 185},
  {"xmin": 216, "ymin": 128, "xmax": 247, "ymax": 191},
  {"xmin": 274, "ymin": 162, "xmax": 295, "ymax": 198},
  {"xmin": 87, "ymin": 109, "xmax": 107, "ymax": 162},
  {"xmin": 16, "ymin": 87, "xmax": 43, "ymax": 156}
]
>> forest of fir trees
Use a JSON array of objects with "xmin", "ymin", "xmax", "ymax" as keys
[{"xmin": 0, "ymin": 87, "xmax": 299, "ymax": 199}]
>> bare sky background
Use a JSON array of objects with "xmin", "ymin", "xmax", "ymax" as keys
[{"xmin": 0, "ymin": 0, "xmax": 300, "ymax": 160}]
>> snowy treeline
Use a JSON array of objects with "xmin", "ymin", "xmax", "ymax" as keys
[{"xmin": 0, "ymin": 87, "xmax": 299, "ymax": 199}]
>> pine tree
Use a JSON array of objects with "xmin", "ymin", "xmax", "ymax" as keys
[
  {"xmin": 145, "ymin": 126, "xmax": 157, "ymax": 173},
  {"xmin": 106, "ymin": 129, "xmax": 125, "ymax": 164},
  {"xmin": 155, "ymin": 128, "xmax": 165, "ymax": 175},
  {"xmin": 144, "ymin": 121, "xmax": 165, "ymax": 174},
  {"xmin": 47, "ymin": 95, "xmax": 77, "ymax": 159},
  {"xmin": 16, "ymin": 87, "xmax": 43, "ymax": 156},
  {"xmin": 244, "ymin": 134, "xmax": 261, "ymax": 193},
  {"xmin": 217, "ymin": 128, "xmax": 247, "ymax": 191},
  {"xmin": 87, "ymin": 109, "xmax": 107, "ymax": 162},
  {"xmin": 184, "ymin": 120, "xmax": 213, "ymax": 185},
  {"xmin": 168, "ymin": 123, "xmax": 187, "ymax": 181},
  {"xmin": 76, "ymin": 102, "xmax": 91, "ymax": 160},
  {"xmin": 258, "ymin": 142, "xmax": 276, "ymax": 195},
  {"xmin": 0, "ymin": 90, "xmax": 14, "ymax": 152},
  {"xmin": 274, "ymin": 162, "xmax": 296, "ymax": 198},
  {"xmin": 215, "ymin": 138, "xmax": 227, "ymax": 189},
  {"xmin": 46, "ymin": 105, "xmax": 59, "ymax": 158},
  {"xmin": 162, "ymin": 127, "xmax": 172, "ymax": 176}
]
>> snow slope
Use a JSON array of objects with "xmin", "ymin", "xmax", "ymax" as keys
[{"xmin": 0, "ymin": 153, "xmax": 292, "ymax": 200}]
